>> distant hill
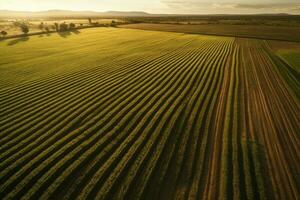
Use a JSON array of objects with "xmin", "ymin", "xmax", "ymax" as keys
[
  {"xmin": 0, "ymin": 10, "xmax": 151, "ymax": 18},
  {"xmin": 0, "ymin": 10, "xmax": 296, "ymax": 19}
]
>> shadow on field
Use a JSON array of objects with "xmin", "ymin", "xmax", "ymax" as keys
[
  {"xmin": 7, "ymin": 37, "xmax": 30, "ymax": 46},
  {"xmin": 58, "ymin": 31, "xmax": 71, "ymax": 38},
  {"xmin": 38, "ymin": 32, "xmax": 52, "ymax": 37},
  {"xmin": 58, "ymin": 29, "xmax": 81, "ymax": 38},
  {"xmin": 71, "ymin": 29, "xmax": 81, "ymax": 35}
]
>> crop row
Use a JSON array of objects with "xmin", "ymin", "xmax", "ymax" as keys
[{"xmin": 1, "ymin": 33, "xmax": 299, "ymax": 199}]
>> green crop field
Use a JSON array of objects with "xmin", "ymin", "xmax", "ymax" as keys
[
  {"xmin": 120, "ymin": 23, "xmax": 300, "ymax": 42},
  {"xmin": 268, "ymin": 41, "xmax": 300, "ymax": 71},
  {"xmin": 0, "ymin": 28, "xmax": 299, "ymax": 200}
]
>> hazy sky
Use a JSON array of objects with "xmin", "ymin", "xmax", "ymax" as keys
[{"xmin": 0, "ymin": 0, "xmax": 300, "ymax": 14}]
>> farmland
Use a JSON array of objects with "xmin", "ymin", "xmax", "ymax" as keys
[
  {"xmin": 120, "ymin": 23, "xmax": 300, "ymax": 42},
  {"xmin": 0, "ymin": 19, "xmax": 123, "ymax": 36},
  {"xmin": 0, "ymin": 28, "xmax": 299, "ymax": 199},
  {"xmin": 268, "ymin": 41, "xmax": 300, "ymax": 71}
]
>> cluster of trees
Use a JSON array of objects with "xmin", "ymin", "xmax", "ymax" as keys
[
  {"xmin": 1, "ymin": 21, "xmax": 30, "ymax": 36},
  {"xmin": 0, "ymin": 21, "xmax": 29, "ymax": 37},
  {"xmin": 88, "ymin": 18, "xmax": 118, "ymax": 27},
  {"xmin": 39, "ymin": 22, "xmax": 76, "ymax": 32},
  {"xmin": 1, "ymin": 18, "xmax": 118, "ymax": 38},
  {"xmin": 11, "ymin": 21, "xmax": 77, "ymax": 35},
  {"xmin": 38, "ymin": 22, "xmax": 49, "ymax": 32},
  {"xmin": 59, "ymin": 22, "xmax": 76, "ymax": 31}
]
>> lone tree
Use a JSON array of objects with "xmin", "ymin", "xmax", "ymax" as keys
[
  {"xmin": 13, "ymin": 21, "xmax": 29, "ymax": 34},
  {"xmin": 1, "ymin": 30, "xmax": 7, "ymax": 37},
  {"xmin": 20, "ymin": 23, "xmax": 29, "ymax": 34},
  {"xmin": 69, "ymin": 23, "xmax": 76, "ymax": 29},
  {"xmin": 88, "ymin": 18, "xmax": 92, "ymax": 24},
  {"xmin": 54, "ymin": 23, "xmax": 59, "ymax": 31},
  {"xmin": 38, "ymin": 22, "xmax": 44, "ymax": 31},
  {"xmin": 111, "ymin": 20, "xmax": 117, "ymax": 27},
  {"xmin": 45, "ymin": 27, "xmax": 50, "ymax": 32},
  {"xmin": 59, "ymin": 23, "xmax": 69, "ymax": 31}
]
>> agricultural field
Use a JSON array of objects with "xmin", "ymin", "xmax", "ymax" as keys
[
  {"xmin": 0, "ymin": 19, "xmax": 123, "ymax": 36},
  {"xmin": 268, "ymin": 41, "xmax": 300, "ymax": 71},
  {"xmin": 123, "ymin": 14, "xmax": 300, "ymax": 27},
  {"xmin": 0, "ymin": 28, "xmax": 299, "ymax": 199},
  {"xmin": 120, "ymin": 23, "xmax": 300, "ymax": 42}
]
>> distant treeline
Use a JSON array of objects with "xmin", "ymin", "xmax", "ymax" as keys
[{"xmin": 122, "ymin": 14, "xmax": 300, "ymax": 26}]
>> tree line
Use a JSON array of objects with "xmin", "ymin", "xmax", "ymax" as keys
[{"xmin": 1, "ymin": 19, "xmax": 118, "ymax": 37}]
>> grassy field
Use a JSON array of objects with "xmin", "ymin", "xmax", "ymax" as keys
[
  {"xmin": 120, "ymin": 23, "xmax": 300, "ymax": 42},
  {"xmin": 0, "ymin": 28, "xmax": 299, "ymax": 199},
  {"xmin": 268, "ymin": 41, "xmax": 300, "ymax": 71},
  {"xmin": 0, "ymin": 19, "xmax": 123, "ymax": 36}
]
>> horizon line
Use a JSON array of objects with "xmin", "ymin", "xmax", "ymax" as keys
[{"xmin": 0, "ymin": 9, "xmax": 298, "ymax": 16}]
